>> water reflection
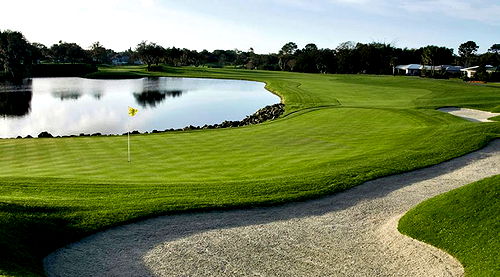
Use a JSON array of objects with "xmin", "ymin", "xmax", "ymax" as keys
[
  {"xmin": 0, "ymin": 80, "xmax": 33, "ymax": 117},
  {"xmin": 52, "ymin": 90, "xmax": 82, "ymax": 100},
  {"xmin": 165, "ymin": 90, "xmax": 183, "ymax": 98},
  {"xmin": 134, "ymin": 77, "xmax": 184, "ymax": 108},
  {"xmin": 133, "ymin": 90, "xmax": 183, "ymax": 108},
  {"xmin": 0, "ymin": 77, "xmax": 279, "ymax": 138}
]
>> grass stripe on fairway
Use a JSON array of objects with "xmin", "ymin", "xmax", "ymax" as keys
[
  {"xmin": 0, "ymin": 108, "xmax": 474, "ymax": 181},
  {"xmin": 0, "ymin": 66, "xmax": 499, "ymax": 276}
]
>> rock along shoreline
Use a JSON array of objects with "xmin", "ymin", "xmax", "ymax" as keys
[{"xmin": 15, "ymin": 103, "xmax": 285, "ymax": 139}]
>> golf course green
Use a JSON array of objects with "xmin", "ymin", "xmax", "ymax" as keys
[{"xmin": 1, "ymin": 66, "xmax": 499, "ymax": 276}]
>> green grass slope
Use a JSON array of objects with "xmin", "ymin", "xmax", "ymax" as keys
[
  {"xmin": 399, "ymin": 175, "xmax": 500, "ymax": 277},
  {"xmin": 1, "ymin": 66, "xmax": 500, "ymax": 276}
]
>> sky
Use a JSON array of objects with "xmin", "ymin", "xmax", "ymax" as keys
[{"xmin": 0, "ymin": 0, "xmax": 498, "ymax": 54}]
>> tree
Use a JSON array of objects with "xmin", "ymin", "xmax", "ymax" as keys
[
  {"xmin": 336, "ymin": 41, "xmax": 356, "ymax": 73},
  {"xmin": 389, "ymin": 56, "xmax": 398, "ymax": 75},
  {"xmin": 30, "ymin": 42, "xmax": 49, "ymax": 63},
  {"xmin": 458, "ymin": 41, "xmax": 478, "ymax": 67},
  {"xmin": 135, "ymin": 41, "xmax": 165, "ymax": 70},
  {"xmin": 234, "ymin": 48, "xmax": 248, "ymax": 67},
  {"xmin": 316, "ymin": 48, "xmax": 337, "ymax": 73},
  {"xmin": 303, "ymin": 43, "xmax": 318, "ymax": 52},
  {"xmin": 295, "ymin": 43, "xmax": 319, "ymax": 73},
  {"xmin": 0, "ymin": 30, "xmax": 32, "ymax": 80},
  {"xmin": 89, "ymin": 41, "xmax": 109, "ymax": 64},
  {"xmin": 419, "ymin": 46, "xmax": 454, "ymax": 77},
  {"xmin": 164, "ymin": 47, "xmax": 182, "ymax": 66},
  {"xmin": 354, "ymin": 42, "xmax": 394, "ymax": 74},
  {"xmin": 485, "ymin": 44, "xmax": 500, "ymax": 66},
  {"xmin": 50, "ymin": 41, "xmax": 88, "ymax": 63},
  {"xmin": 278, "ymin": 42, "xmax": 297, "ymax": 71},
  {"xmin": 435, "ymin": 46, "xmax": 454, "ymax": 65},
  {"xmin": 488, "ymin": 44, "xmax": 500, "ymax": 54},
  {"xmin": 421, "ymin": 46, "xmax": 438, "ymax": 67},
  {"xmin": 245, "ymin": 47, "xmax": 259, "ymax": 69},
  {"xmin": 281, "ymin": 42, "xmax": 298, "ymax": 55},
  {"xmin": 394, "ymin": 47, "xmax": 422, "ymax": 66}
]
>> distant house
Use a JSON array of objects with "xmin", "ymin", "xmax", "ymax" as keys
[
  {"xmin": 460, "ymin": 65, "xmax": 497, "ymax": 78},
  {"xmin": 433, "ymin": 65, "xmax": 463, "ymax": 77},
  {"xmin": 440, "ymin": 65, "xmax": 463, "ymax": 74},
  {"xmin": 395, "ymin": 64, "xmax": 463, "ymax": 76},
  {"xmin": 111, "ymin": 54, "xmax": 130, "ymax": 65},
  {"xmin": 395, "ymin": 64, "xmax": 422, "ymax": 75},
  {"xmin": 111, "ymin": 54, "xmax": 143, "ymax": 65}
]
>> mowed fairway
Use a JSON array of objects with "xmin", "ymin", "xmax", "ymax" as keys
[{"xmin": 1, "ymin": 67, "xmax": 500, "ymax": 276}]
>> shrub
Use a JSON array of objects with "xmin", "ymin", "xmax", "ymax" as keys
[{"xmin": 37, "ymin": 131, "xmax": 53, "ymax": 138}]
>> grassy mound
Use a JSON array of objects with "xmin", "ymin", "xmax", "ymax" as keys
[
  {"xmin": 399, "ymin": 175, "xmax": 500, "ymax": 277},
  {"xmin": 1, "ymin": 66, "xmax": 499, "ymax": 276}
]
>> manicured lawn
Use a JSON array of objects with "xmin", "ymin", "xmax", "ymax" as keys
[
  {"xmin": 1, "ymin": 66, "xmax": 499, "ymax": 276},
  {"xmin": 399, "ymin": 175, "xmax": 500, "ymax": 277}
]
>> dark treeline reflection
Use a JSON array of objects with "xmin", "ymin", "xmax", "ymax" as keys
[
  {"xmin": 134, "ymin": 78, "xmax": 184, "ymax": 108},
  {"xmin": 52, "ymin": 90, "xmax": 82, "ymax": 100},
  {"xmin": 133, "ymin": 90, "xmax": 183, "ymax": 108},
  {"xmin": 0, "ymin": 80, "xmax": 33, "ymax": 117}
]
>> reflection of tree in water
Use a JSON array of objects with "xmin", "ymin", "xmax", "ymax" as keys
[
  {"xmin": 93, "ymin": 92, "xmax": 103, "ymax": 100},
  {"xmin": 52, "ymin": 90, "xmax": 82, "ymax": 100},
  {"xmin": 133, "ymin": 90, "xmax": 183, "ymax": 108},
  {"xmin": 0, "ymin": 80, "xmax": 33, "ymax": 117},
  {"xmin": 166, "ymin": 90, "xmax": 183, "ymax": 97},
  {"xmin": 134, "ymin": 77, "xmax": 184, "ymax": 108}
]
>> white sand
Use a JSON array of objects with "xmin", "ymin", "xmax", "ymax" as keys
[
  {"xmin": 438, "ymin": 107, "xmax": 500, "ymax": 122},
  {"xmin": 44, "ymin": 140, "xmax": 500, "ymax": 277}
]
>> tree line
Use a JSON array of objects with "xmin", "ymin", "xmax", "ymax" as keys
[{"xmin": 1, "ymin": 29, "xmax": 499, "ymax": 81}]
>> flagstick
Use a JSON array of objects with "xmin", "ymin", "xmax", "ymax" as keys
[
  {"xmin": 127, "ymin": 107, "xmax": 138, "ymax": 162},
  {"xmin": 127, "ymin": 122, "xmax": 131, "ymax": 162}
]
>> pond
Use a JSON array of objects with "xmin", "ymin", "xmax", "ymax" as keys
[{"xmin": 0, "ymin": 77, "xmax": 280, "ymax": 138}]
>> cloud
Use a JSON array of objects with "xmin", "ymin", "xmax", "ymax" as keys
[
  {"xmin": 331, "ymin": 0, "xmax": 370, "ymax": 4},
  {"xmin": 399, "ymin": 0, "xmax": 500, "ymax": 25},
  {"xmin": 273, "ymin": 0, "xmax": 500, "ymax": 25},
  {"xmin": 0, "ymin": 0, "xmax": 497, "ymax": 53},
  {"xmin": 329, "ymin": 0, "xmax": 500, "ymax": 25},
  {"xmin": 140, "ymin": 0, "xmax": 157, "ymax": 8},
  {"xmin": 266, "ymin": 0, "xmax": 325, "ymax": 11}
]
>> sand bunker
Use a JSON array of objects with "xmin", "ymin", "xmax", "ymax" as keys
[
  {"xmin": 44, "ymin": 140, "xmax": 499, "ymax": 276},
  {"xmin": 438, "ymin": 107, "xmax": 500, "ymax": 122}
]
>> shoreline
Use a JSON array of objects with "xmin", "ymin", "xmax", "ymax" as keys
[{"xmin": 5, "ymin": 103, "xmax": 285, "ymax": 139}]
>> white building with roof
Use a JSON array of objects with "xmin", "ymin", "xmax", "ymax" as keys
[
  {"xmin": 395, "ymin": 64, "xmax": 422, "ymax": 75},
  {"xmin": 460, "ymin": 65, "xmax": 497, "ymax": 78},
  {"xmin": 395, "ymin": 64, "xmax": 464, "ymax": 76}
]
